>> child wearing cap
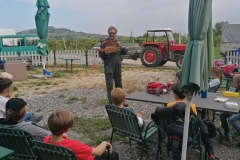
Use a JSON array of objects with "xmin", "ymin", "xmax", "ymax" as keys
[
  {"xmin": 43, "ymin": 109, "xmax": 119, "ymax": 160},
  {"xmin": 0, "ymin": 98, "xmax": 51, "ymax": 141},
  {"xmin": 0, "ymin": 73, "xmax": 43, "ymax": 123}
]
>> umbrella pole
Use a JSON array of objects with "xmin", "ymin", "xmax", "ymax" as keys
[
  {"xmin": 42, "ymin": 56, "xmax": 46, "ymax": 75},
  {"xmin": 181, "ymin": 95, "xmax": 192, "ymax": 160}
]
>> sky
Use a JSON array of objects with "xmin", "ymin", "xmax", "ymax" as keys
[{"xmin": 0, "ymin": 0, "xmax": 239, "ymax": 36}]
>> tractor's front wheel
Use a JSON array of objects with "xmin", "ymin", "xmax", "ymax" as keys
[
  {"xmin": 140, "ymin": 46, "xmax": 161, "ymax": 67},
  {"xmin": 176, "ymin": 55, "xmax": 184, "ymax": 68}
]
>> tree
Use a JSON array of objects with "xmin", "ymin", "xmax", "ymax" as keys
[
  {"xmin": 213, "ymin": 21, "xmax": 229, "ymax": 36},
  {"xmin": 129, "ymin": 30, "xmax": 134, "ymax": 43}
]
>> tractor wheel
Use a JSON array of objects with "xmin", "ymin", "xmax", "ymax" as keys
[
  {"xmin": 176, "ymin": 55, "xmax": 184, "ymax": 68},
  {"xmin": 158, "ymin": 60, "xmax": 168, "ymax": 66},
  {"xmin": 140, "ymin": 46, "xmax": 161, "ymax": 67}
]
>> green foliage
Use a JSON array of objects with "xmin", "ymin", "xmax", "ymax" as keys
[
  {"xmin": 48, "ymin": 39, "xmax": 99, "ymax": 51},
  {"xmin": 58, "ymin": 94, "xmax": 66, "ymax": 98},
  {"xmin": 18, "ymin": 23, "xmax": 226, "ymax": 59},
  {"xmin": 213, "ymin": 21, "xmax": 229, "ymax": 36},
  {"xmin": 17, "ymin": 26, "xmax": 108, "ymax": 40},
  {"xmin": 31, "ymin": 81, "xmax": 52, "ymax": 86},
  {"xmin": 72, "ymin": 117, "xmax": 128, "ymax": 145},
  {"xmin": 13, "ymin": 86, "xmax": 18, "ymax": 91},
  {"xmin": 65, "ymin": 97, "xmax": 80, "ymax": 104}
]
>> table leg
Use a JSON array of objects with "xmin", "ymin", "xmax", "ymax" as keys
[
  {"xmin": 66, "ymin": 60, "xmax": 68, "ymax": 70},
  {"xmin": 226, "ymin": 80, "xmax": 229, "ymax": 90},
  {"xmin": 71, "ymin": 60, "xmax": 73, "ymax": 73}
]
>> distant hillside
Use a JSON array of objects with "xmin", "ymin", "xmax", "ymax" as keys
[{"xmin": 17, "ymin": 26, "xmax": 109, "ymax": 40}]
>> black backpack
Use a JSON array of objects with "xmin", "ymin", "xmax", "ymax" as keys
[{"xmin": 167, "ymin": 119, "xmax": 193, "ymax": 152}]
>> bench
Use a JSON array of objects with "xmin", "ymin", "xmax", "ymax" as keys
[{"xmin": 105, "ymin": 104, "xmax": 157, "ymax": 160}]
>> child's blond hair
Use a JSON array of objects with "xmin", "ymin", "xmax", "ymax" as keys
[
  {"xmin": 0, "ymin": 72, "xmax": 13, "ymax": 80},
  {"xmin": 111, "ymin": 88, "xmax": 126, "ymax": 106},
  {"xmin": 210, "ymin": 67, "xmax": 224, "ymax": 81}
]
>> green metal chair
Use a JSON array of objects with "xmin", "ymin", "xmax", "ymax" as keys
[
  {"xmin": 218, "ymin": 77, "xmax": 232, "ymax": 90},
  {"xmin": 151, "ymin": 115, "xmax": 172, "ymax": 160},
  {"xmin": 153, "ymin": 116, "xmax": 206, "ymax": 160},
  {"xmin": 0, "ymin": 126, "xmax": 38, "ymax": 160},
  {"xmin": 32, "ymin": 140, "xmax": 78, "ymax": 160},
  {"xmin": 188, "ymin": 116, "xmax": 206, "ymax": 160},
  {"xmin": 105, "ymin": 104, "xmax": 158, "ymax": 160}
]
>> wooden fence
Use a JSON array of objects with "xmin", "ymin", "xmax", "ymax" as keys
[{"xmin": 0, "ymin": 50, "xmax": 102, "ymax": 66}]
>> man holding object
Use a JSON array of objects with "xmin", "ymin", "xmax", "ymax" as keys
[{"xmin": 97, "ymin": 26, "xmax": 128, "ymax": 106}]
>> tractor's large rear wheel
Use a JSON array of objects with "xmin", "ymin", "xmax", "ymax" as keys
[
  {"xmin": 140, "ymin": 46, "xmax": 161, "ymax": 67},
  {"xmin": 158, "ymin": 60, "xmax": 168, "ymax": 66},
  {"xmin": 176, "ymin": 55, "xmax": 184, "ymax": 68}
]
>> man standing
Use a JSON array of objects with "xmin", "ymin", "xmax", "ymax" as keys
[{"xmin": 98, "ymin": 26, "xmax": 128, "ymax": 106}]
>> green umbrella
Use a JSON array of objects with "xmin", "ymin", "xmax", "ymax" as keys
[
  {"xmin": 180, "ymin": 0, "xmax": 214, "ymax": 159},
  {"xmin": 35, "ymin": 0, "xmax": 50, "ymax": 56}
]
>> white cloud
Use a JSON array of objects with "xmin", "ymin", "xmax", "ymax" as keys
[{"xmin": 20, "ymin": 0, "xmax": 240, "ymax": 36}]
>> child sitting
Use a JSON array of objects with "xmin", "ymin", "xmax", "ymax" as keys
[
  {"xmin": 220, "ymin": 74, "xmax": 240, "ymax": 143},
  {"xmin": 0, "ymin": 73, "xmax": 43, "ymax": 123},
  {"xmin": 174, "ymin": 71, "xmax": 181, "ymax": 83},
  {"xmin": 153, "ymin": 83, "xmax": 216, "ymax": 160},
  {"xmin": 0, "ymin": 98, "xmax": 51, "ymax": 141},
  {"xmin": 167, "ymin": 84, "xmax": 197, "ymax": 115},
  {"xmin": 43, "ymin": 109, "xmax": 119, "ymax": 160},
  {"xmin": 111, "ymin": 88, "xmax": 152, "ymax": 132},
  {"xmin": 208, "ymin": 66, "xmax": 224, "ymax": 92}
]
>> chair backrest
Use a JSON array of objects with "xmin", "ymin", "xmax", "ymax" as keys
[
  {"xmin": 0, "ymin": 126, "xmax": 38, "ymax": 159},
  {"xmin": 208, "ymin": 78, "xmax": 221, "ymax": 92},
  {"xmin": 32, "ymin": 140, "xmax": 78, "ymax": 160},
  {"xmin": 105, "ymin": 104, "xmax": 142, "ymax": 142},
  {"xmin": 188, "ymin": 116, "xmax": 201, "ymax": 147},
  {"xmin": 152, "ymin": 115, "xmax": 172, "ymax": 141}
]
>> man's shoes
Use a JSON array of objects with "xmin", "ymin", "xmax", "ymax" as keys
[
  {"xmin": 208, "ymin": 153, "xmax": 216, "ymax": 160},
  {"xmin": 123, "ymin": 103, "xmax": 129, "ymax": 107},
  {"xmin": 31, "ymin": 115, "xmax": 43, "ymax": 123},
  {"xmin": 224, "ymin": 132, "xmax": 232, "ymax": 142}
]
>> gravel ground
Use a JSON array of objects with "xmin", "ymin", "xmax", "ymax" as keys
[{"xmin": 20, "ymin": 88, "xmax": 240, "ymax": 160}]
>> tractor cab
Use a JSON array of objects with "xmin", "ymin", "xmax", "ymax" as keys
[
  {"xmin": 142, "ymin": 28, "xmax": 175, "ymax": 47},
  {"xmin": 140, "ymin": 28, "xmax": 186, "ymax": 68}
]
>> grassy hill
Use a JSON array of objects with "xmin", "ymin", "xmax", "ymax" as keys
[{"xmin": 17, "ymin": 26, "xmax": 108, "ymax": 40}]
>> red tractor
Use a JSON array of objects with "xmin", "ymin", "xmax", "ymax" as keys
[{"xmin": 140, "ymin": 28, "xmax": 186, "ymax": 68}]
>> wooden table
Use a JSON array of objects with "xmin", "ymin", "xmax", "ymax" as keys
[
  {"xmin": 0, "ymin": 146, "xmax": 14, "ymax": 160},
  {"xmin": 60, "ymin": 58, "xmax": 80, "ymax": 72},
  {"xmin": 126, "ymin": 91, "xmax": 240, "ymax": 113}
]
